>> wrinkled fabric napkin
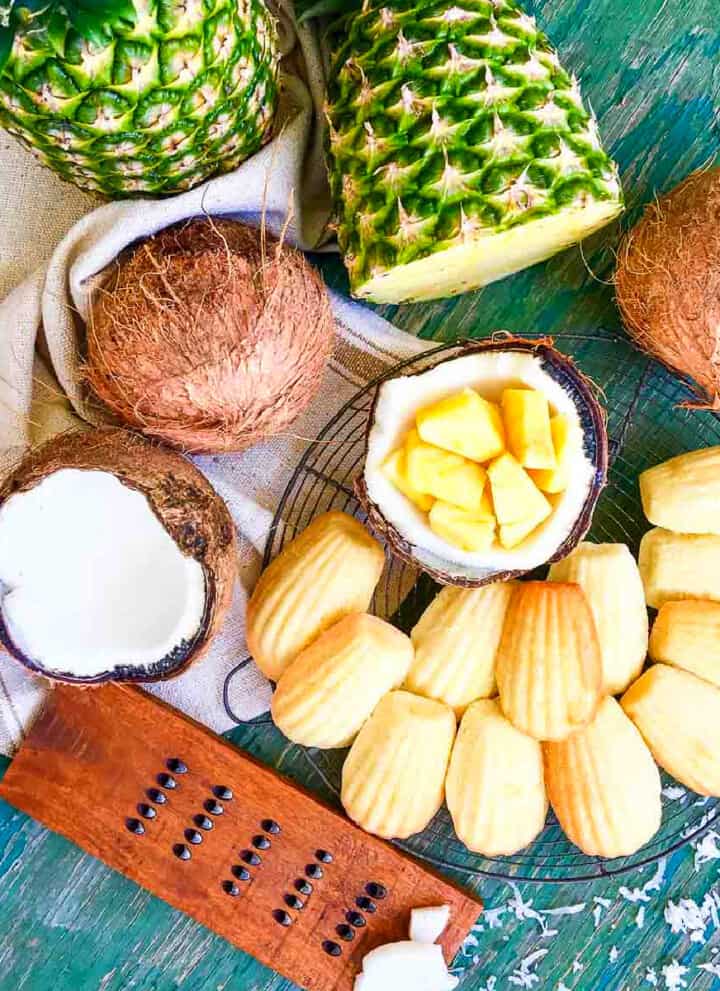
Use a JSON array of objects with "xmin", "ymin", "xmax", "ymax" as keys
[{"xmin": 0, "ymin": 2, "xmax": 430, "ymax": 756}]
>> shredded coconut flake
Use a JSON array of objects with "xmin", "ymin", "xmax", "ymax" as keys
[
  {"xmin": 509, "ymin": 949, "xmax": 548, "ymax": 989},
  {"xmin": 619, "ymin": 858, "xmax": 667, "ymax": 904},
  {"xmin": 661, "ymin": 960, "xmax": 689, "ymax": 990},
  {"xmin": 664, "ymin": 892, "xmax": 720, "ymax": 945},
  {"xmin": 693, "ymin": 831, "xmax": 720, "ymax": 870},
  {"xmin": 609, "ymin": 946, "xmax": 619, "ymax": 963}
]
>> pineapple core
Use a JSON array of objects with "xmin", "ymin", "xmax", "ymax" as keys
[{"xmin": 379, "ymin": 386, "xmax": 571, "ymax": 554}]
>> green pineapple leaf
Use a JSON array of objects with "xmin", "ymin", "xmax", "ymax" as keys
[
  {"xmin": 295, "ymin": 0, "xmax": 360, "ymax": 23},
  {"xmin": 46, "ymin": 8, "xmax": 68, "ymax": 57},
  {"xmin": 0, "ymin": 24, "xmax": 11, "ymax": 75}
]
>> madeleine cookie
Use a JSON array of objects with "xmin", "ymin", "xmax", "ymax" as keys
[
  {"xmin": 445, "ymin": 698, "xmax": 547, "ymax": 856},
  {"xmin": 545, "ymin": 697, "xmax": 661, "ymax": 857},
  {"xmin": 341, "ymin": 691, "xmax": 456, "ymax": 839}
]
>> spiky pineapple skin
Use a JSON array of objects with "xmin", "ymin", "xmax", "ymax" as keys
[
  {"xmin": 0, "ymin": 0, "xmax": 280, "ymax": 197},
  {"xmin": 324, "ymin": 0, "xmax": 622, "ymax": 301}
]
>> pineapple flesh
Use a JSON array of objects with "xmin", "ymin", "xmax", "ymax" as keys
[
  {"xmin": 0, "ymin": 0, "xmax": 280, "ymax": 196},
  {"xmin": 323, "ymin": 0, "xmax": 623, "ymax": 303}
]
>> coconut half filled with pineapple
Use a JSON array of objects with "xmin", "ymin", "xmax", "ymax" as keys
[
  {"xmin": 0, "ymin": 429, "xmax": 236, "ymax": 684},
  {"xmin": 359, "ymin": 340, "xmax": 607, "ymax": 586}
]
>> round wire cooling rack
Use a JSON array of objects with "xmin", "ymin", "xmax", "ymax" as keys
[{"xmin": 250, "ymin": 335, "xmax": 720, "ymax": 884}]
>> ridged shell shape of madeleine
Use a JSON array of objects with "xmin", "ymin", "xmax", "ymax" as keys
[
  {"xmin": 622, "ymin": 664, "xmax": 720, "ymax": 796},
  {"xmin": 544, "ymin": 697, "xmax": 662, "ymax": 857},
  {"xmin": 640, "ymin": 446, "xmax": 720, "ymax": 535},
  {"xmin": 341, "ymin": 690, "xmax": 456, "ymax": 839},
  {"xmin": 496, "ymin": 582, "xmax": 602, "ymax": 741},
  {"xmin": 407, "ymin": 582, "xmax": 515, "ymax": 715},
  {"xmin": 649, "ymin": 599, "xmax": 720, "ymax": 688},
  {"xmin": 271, "ymin": 614, "xmax": 412, "ymax": 749},
  {"xmin": 639, "ymin": 528, "xmax": 720, "ymax": 609},
  {"xmin": 445, "ymin": 699, "xmax": 547, "ymax": 856},
  {"xmin": 247, "ymin": 512, "xmax": 385, "ymax": 680},
  {"xmin": 548, "ymin": 542, "xmax": 648, "ymax": 694}
]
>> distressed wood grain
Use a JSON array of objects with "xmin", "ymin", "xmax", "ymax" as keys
[{"xmin": 2, "ymin": 0, "xmax": 720, "ymax": 988}]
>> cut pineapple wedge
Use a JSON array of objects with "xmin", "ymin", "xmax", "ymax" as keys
[
  {"xmin": 649, "ymin": 599, "xmax": 720, "ymax": 688},
  {"xmin": 354, "ymin": 201, "xmax": 624, "ymax": 304},
  {"xmin": 428, "ymin": 498, "xmax": 495, "ymax": 552},
  {"xmin": 407, "ymin": 582, "xmax": 514, "ymax": 713},
  {"xmin": 502, "ymin": 388, "xmax": 556, "ymax": 470},
  {"xmin": 341, "ymin": 690, "xmax": 456, "ymax": 839},
  {"xmin": 405, "ymin": 429, "xmax": 487, "ymax": 513},
  {"xmin": 529, "ymin": 415, "xmax": 579, "ymax": 494},
  {"xmin": 487, "ymin": 452, "xmax": 551, "ymax": 526},
  {"xmin": 544, "ymin": 697, "xmax": 661, "ymax": 857},
  {"xmin": 549, "ymin": 542, "xmax": 648, "ymax": 694},
  {"xmin": 499, "ymin": 501, "xmax": 552, "ymax": 550},
  {"xmin": 622, "ymin": 664, "xmax": 720, "ymax": 796},
  {"xmin": 382, "ymin": 448, "xmax": 434, "ymax": 512},
  {"xmin": 640, "ymin": 446, "xmax": 720, "ymax": 534},
  {"xmin": 446, "ymin": 698, "xmax": 547, "ymax": 856},
  {"xmin": 416, "ymin": 388, "xmax": 505, "ymax": 463},
  {"xmin": 639, "ymin": 528, "xmax": 720, "ymax": 608}
]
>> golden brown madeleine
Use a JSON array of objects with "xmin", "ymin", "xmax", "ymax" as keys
[
  {"xmin": 544, "ymin": 697, "xmax": 661, "ymax": 857},
  {"xmin": 445, "ymin": 699, "xmax": 547, "ymax": 856},
  {"xmin": 407, "ymin": 582, "xmax": 515, "ymax": 715},
  {"xmin": 638, "ymin": 528, "xmax": 720, "ymax": 609},
  {"xmin": 640, "ymin": 447, "xmax": 720, "ymax": 535},
  {"xmin": 271, "ymin": 614, "xmax": 412, "ymax": 749},
  {"xmin": 649, "ymin": 600, "xmax": 720, "ymax": 688},
  {"xmin": 549, "ymin": 543, "xmax": 648, "ymax": 694},
  {"xmin": 341, "ymin": 691, "xmax": 456, "ymax": 839},
  {"xmin": 247, "ymin": 512, "xmax": 385, "ymax": 680},
  {"xmin": 622, "ymin": 664, "xmax": 720, "ymax": 796},
  {"xmin": 496, "ymin": 582, "xmax": 602, "ymax": 741}
]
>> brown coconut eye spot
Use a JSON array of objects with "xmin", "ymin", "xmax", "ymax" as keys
[{"xmin": 83, "ymin": 219, "xmax": 336, "ymax": 455}]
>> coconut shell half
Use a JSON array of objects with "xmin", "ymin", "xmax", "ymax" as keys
[
  {"xmin": 356, "ymin": 338, "xmax": 608, "ymax": 588},
  {"xmin": 0, "ymin": 428, "xmax": 236, "ymax": 685}
]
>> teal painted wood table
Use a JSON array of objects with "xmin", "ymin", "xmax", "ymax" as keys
[{"xmin": 2, "ymin": 0, "xmax": 720, "ymax": 988}]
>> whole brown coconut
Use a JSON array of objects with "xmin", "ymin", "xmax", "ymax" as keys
[
  {"xmin": 0, "ymin": 428, "xmax": 236, "ymax": 685},
  {"xmin": 85, "ymin": 219, "xmax": 336, "ymax": 452},
  {"xmin": 615, "ymin": 168, "xmax": 720, "ymax": 408}
]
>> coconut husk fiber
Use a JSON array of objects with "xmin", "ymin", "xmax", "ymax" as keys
[
  {"xmin": 615, "ymin": 168, "xmax": 720, "ymax": 409},
  {"xmin": 84, "ymin": 218, "xmax": 336, "ymax": 452}
]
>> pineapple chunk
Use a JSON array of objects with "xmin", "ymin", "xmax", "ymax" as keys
[
  {"xmin": 429, "ymin": 499, "xmax": 496, "ymax": 552},
  {"xmin": 529, "ymin": 415, "xmax": 579, "ymax": 493},
  {"xmin": 487, "ymin": 452, "xmax": 551, "ymax": 526},
  {"xmin": 499, "ymin": 503, "xmax": 551, "ymax": 549},
  {"xmin": 382, "ymin": 448, "xmax": 434, "ymax": 511},
  {"xmin": 416, "ymin": 388, "xmax": 505, "ymax": 463},
  {"xmin": 502, "ymin": 389, "xmax": 556, "ymax": 470},
  {"xmin": 405, "ymin": 429, "xmax": 487, "ymax": 513}
]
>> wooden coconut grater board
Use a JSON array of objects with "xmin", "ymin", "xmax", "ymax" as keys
[{"xmin": 0, "ymin": 683, "xmax": 481, "ymax": 991}]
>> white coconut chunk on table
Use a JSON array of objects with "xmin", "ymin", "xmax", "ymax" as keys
[
  {"xmin": 364, "ymin": 351, "xmax": 595, "ymax": 573},
  {"xmin": 0, "ymin": 468, "xmax": 206, "ymax": 678},
  {"xmin": 409, "ymin": 905, "xmax": 451, "ymax": 944},
  {"xmin": 356, "ymin": 941, "xmax": 459, "ymax": 991}
]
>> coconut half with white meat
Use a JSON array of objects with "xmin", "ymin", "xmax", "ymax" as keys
[
  {"xmin": 357, "ymin": 339, "xmax": 607, "ymax": 587},
  {"xmin": 0, "ymin": 429, "xmax": 236, "ymax": 685}
]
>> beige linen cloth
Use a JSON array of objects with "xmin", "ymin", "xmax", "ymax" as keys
[{"xmin": 0, "ymin": 3, "xmax": 429, "ymax": 756}]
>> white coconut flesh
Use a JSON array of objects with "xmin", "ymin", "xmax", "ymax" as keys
[
  {"xmin": 0, "ymin": 468, "xmax": 206, "ymax": 679},
  {"xmin": 364, "ymin": 351, "xmax": 595, "ymax": 576},
  {"xmin": 356, "ymin": 200, "xmax": 622, "ymax": 304}
]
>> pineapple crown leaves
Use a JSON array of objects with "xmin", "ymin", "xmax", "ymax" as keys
[
  {"xmin": 0, "ymin": 0, "xmax": 136, "ymax": 73},
  {"xmin": 294, "ymin": 0, "xmax": 362, "ymax": 23}
]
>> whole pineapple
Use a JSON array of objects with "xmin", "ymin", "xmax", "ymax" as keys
[
  {"xmin": 301, "ymin": 0, "xmax": 623, "ymax": 303},
  {"xmin": 0, "ymin": 0, "xmax": 280, "ymax": 196}
]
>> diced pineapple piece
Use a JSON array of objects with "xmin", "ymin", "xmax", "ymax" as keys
[
  {"xmin": 487, "ymin": 452, "xmax": 551, "ymax": 526},
  {"xmin": 416, "ymin": 388, "xmax": 505, "ymax": 463},
  {"xmin": 502, "ymin": 388, "xmax": 556, "ymax": 470},
  {"xmin": 529, "ymin": 415, "xmax": 580, "ymax": 494},
  {"xmin": 382, "ymin": 448, "xmax": 434, "ymax": 511},
  {"xmin": 640, "ymin": 446, "xmax": 720, "ymax": 534},
  {"xmin": 405, "ymin": 429, "xmax": 487, "ymax": 513},
  {"xmin": 499, "ymin": 501, "xmax": 551, "ymax": 549},
  {"xmin": 429, "ymin": 500, "xmax": 496, "ymax": 552}
]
